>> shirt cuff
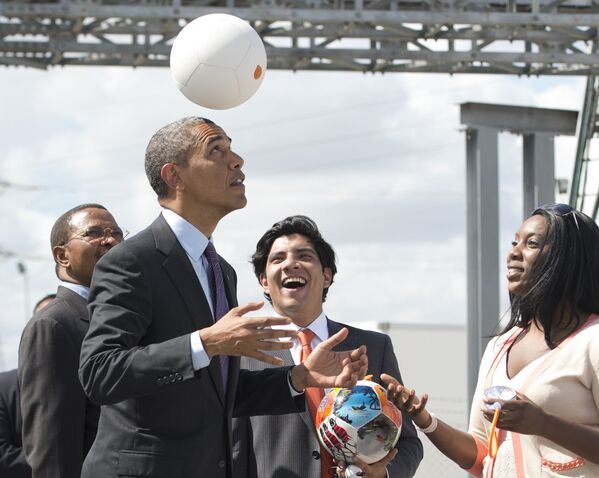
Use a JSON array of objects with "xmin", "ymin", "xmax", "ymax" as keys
[
  {"xmin": 190, "ymin": 331, "xmax": 210, "ymax": 371},
  {"xmin": 287, "ymin": 368, "xmax": 304, "ymax": 397}
]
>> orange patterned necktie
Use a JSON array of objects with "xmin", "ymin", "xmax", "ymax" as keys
[{"xmin": 297, "ymin": 329, "xmax": 335, "ymax": 478}]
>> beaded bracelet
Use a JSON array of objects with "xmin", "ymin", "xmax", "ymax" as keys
[{"xmin": 416, "ymin": 412, "xmax": 438, "ymax": 434}]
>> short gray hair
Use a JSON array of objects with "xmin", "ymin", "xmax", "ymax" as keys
[{"xmin": 144, "ymin": 116, "xmax": 215, "ymax": 197}]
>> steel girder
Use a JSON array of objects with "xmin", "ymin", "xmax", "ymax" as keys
[{"xmin": 1, "ymin": 0, "xmax": 599, "ymax": 73}]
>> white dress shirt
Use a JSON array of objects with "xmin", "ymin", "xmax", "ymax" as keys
[{"xmin": 59, "ymin": 280, "xmax": 90, "ymax": 301}]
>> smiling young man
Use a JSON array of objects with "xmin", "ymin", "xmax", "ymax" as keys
[
  {"xmin": 232, "ymin": 215, "xmax": 423, "ymax": 478},
  {"xmin": 18, "ymin": 203, "xmax": 124, "ymax": 478},
  {"xmin": 77, "ymin": 118, "xmax": 367, "ymax": 478}
]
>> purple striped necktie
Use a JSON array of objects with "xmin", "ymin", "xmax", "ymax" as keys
[{"xmin": 203, "ymin": 241, "xmax": 230, "ymax": 389}]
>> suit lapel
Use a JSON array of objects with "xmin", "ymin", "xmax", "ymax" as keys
[
  {"xmin": 152, "ymin": 215, "xmax": 226, "ymax": 405},
  {"xmin": 328, "ymin": 318, "xmax": 358, "ymax": 352}
]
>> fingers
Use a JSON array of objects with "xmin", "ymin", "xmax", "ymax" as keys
[
  {"xmin": 380, "ymin": 373, "xmax": 400, "ymax": 389},
  {"xmin": 253, "ymin": 340, "xmax": 293, "ymax": 351},
  {"xmin": 233, "ymin": 301, "xmax": 265, "ymax": 315},
  {"xmin": 255, "ymin": 328, "xmax": 297, "ymax": 340},
  {"xmin": 245, "ymin": 350, "xmax": 285, "ymax": 366},
  {"xmin": 403, "ymin": 389, "xmax": 416, "ymax": 410},
  {"xmin": 321, "ymin": 327, "xmax": 349, "ymax": 349},
  {"xmin": 244, "ymin": 315, "xmax": 294, "ymax": 328},
  {"xmin": 349, "ymin": 345, "xmax": 367, "ymax": 360},
  {"xmin": 337, "ymin": 353, "xmax": 368, "ymax": 387},
  {"xmin": 412, "ymin": 393, "xmax": 428, "ymax": 416}
]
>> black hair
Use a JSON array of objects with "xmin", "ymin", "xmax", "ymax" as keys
[
  {"xmin": 499, "ymin": 203, "xmax": 599, "ymax": 348},
  {"xmin": 252, "ymin": 215, "xmax": 337, "ymax": 303},
  {"xmin": 144, "ymin": 117, "xmax": 215, "ymax": 198}
]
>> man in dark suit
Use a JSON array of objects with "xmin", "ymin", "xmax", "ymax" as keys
[
  {"xmin": 0, "ymin": 294, "xmax": 57, "ymax": 478},
  {"xmin": 78, "ymin": 117, "xmax": 367, "ymax": 478},
  {"xmin": 232, "ymin": 215, "xmax": 423, "ymax": 478},
  {"xmin": 18, "ymin": 203, "xmax": 124, "ymax": 478},
  {"xmin": 0, "ymin": 369, "xmax": 30, "ymax": 478}
]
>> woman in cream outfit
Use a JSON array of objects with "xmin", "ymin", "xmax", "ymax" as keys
[{"xmin": 383, "ymin": 203, "xmax": 599, "ymax": 477}]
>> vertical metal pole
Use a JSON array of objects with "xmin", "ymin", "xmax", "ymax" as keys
[
  {"xmin": 17, "ymin": 261, "xmax": 30, "ymax": 322},
  {"xmin": 522, "ymin": 133, "xmax": 555, "ymax": 218},
  {"xmin": 466, "ymin": 126, "xmax": 500, "ymax": 405}
]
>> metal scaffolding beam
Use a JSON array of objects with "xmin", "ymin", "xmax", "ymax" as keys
[{"xmin": 1, "ymin": 0, "xmax": 599, "ymax": 73}]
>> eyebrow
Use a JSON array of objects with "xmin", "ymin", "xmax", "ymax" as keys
[
  {"xmin": 269, "ymin": 246, "xmax": 316, "ymax": 257},
  {"xmin": 206, "ymin": 134, "xmax": 232, "ymax": 145}
]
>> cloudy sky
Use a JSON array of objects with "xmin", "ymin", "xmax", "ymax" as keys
[{"xmin": 0, "ymin": 64, "xmax": 584, "ymax": 371}]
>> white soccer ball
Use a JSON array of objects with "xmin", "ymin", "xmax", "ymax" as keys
[
  {"xmin": 316, "ymin": 380, "xmax": 403, "ymax": 465},
  {"xmin": 170, "ymin": 13, "xmax": 267, "ymax": 110}
]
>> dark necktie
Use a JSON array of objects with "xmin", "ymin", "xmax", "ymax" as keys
[
  {"xmin": 297, "ymin": 329, "xmax": 335, "ymax": 478},
  {"xmin": 203, "ymin": 241, "xmax": 229, "ymax": 389}
]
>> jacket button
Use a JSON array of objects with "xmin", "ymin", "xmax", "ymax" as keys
[
  {"xmin": 218, "ymin": 459, "xmax": 226, "ymax": 469},
  {"xmin": 312, "ymin": 450, "xmax": 321, "ymax": 460}
]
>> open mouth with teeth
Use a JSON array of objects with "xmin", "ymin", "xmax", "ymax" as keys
[
  {"xmin": 507, "ymin": 266, "xmax": 524, "ymax": 278},
  {"xmin": 283, "ymin": 277, "xmax": 306, "ymax": 289}
]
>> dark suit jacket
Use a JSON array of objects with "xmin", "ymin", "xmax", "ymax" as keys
[
  {"xmin": 232, "ymin": 319, "xmax": 423, "ymax": 478},
  {"xmin": 78, "ymin": 214, "xmax": 303, "ymax": 478},
  {"xmin": 0, "ymin": 370, "xmax": 30, "ymax": 478},
  {"xmin": 18, "ymin": 286, "xmax": 99, "ymax": 478}
]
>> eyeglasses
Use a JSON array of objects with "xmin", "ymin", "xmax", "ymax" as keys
[
  {"xmin": 537, "ymin": 203, "xmax": 580, "ymax": 230},
  {"xmin": 66, "ymin": 227, "xmax": 129, "ymax": 244}
]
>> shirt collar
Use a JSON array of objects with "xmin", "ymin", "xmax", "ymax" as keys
[
  {"xmin": 59, "ymin": 281, "xmax": 90, "ymax": 301},
  {"xmin": 162, "ymin": 208, "xmax": 210, "ymax": 261},
  {"xmin": 307, "ymin": 311, "xmax": 329, "ymax": 341},
  {"xmin": 273, "ymin": 310, "xmax": 329, "ymax": 341}
]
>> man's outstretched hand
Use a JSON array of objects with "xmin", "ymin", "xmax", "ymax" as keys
[
  {"xmin": 290, "ymin": 327, "xmax": 368, "ymax": 391},
  {"xmin": 199, "ymin": 301, "xmax": 298, "ymax": 366}
]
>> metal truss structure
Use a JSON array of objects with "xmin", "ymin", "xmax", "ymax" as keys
[
  {"xmin": 570, "ymin": 75, "xmax": 599, "ymax": 219},
  {"xmin": 1, "ymin": 0, "xmax": 599, "ymax": 74}
]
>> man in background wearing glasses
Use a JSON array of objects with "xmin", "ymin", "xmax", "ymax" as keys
[{"xmin": 18, "ymin": 203, "xmax": 124, "ymax": 478}]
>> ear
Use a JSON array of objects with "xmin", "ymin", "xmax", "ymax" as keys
[
  {"xmin": 323, "ymin": 267, "xmax": 333, "ymax": 288},
  {"xmin": 259, "ymin": 273, "xmax": 270, "ymax": 295},
  {"xmin": 52, "ymin": 245, "xmax": 69, "ymax": 269},
  {"xmin": 160, "ymin": 163, "xmax": 184, "ymax": 192}
]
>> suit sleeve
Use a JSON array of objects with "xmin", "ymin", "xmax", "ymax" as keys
[
  {"xmin": 18, "ymin": 318, "xmax": 86, "ymax": 478},
  {"xmin": 233, "ymin": 367, "xmax": 304, "ymax": 417},
  {"xmin": 378, "ymin": 335, "xmax": 424, "ymax": 478},
  {"xmin": 79, "ymin": 247, "xmax": 196, "ymax": 405},
  {"xmin": 0, "ymin": 380, "xmax": 30, "ymax": 478}
]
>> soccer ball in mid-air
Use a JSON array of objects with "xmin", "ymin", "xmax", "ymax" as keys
[
  {"xmin": 170, "ymin": 13, "xmax": 267, "ymax": 110},
  {"xmin": 316, "ymin": 380, "xmax": 402, "ymax": 465}
]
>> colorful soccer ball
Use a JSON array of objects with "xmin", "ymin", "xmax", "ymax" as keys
[
  {"xmin": 170, "ymin": 13, "xmax": 267, "ymax": 109},
  {"xmin": 315, "ymin": 380, "xmax": 402, "ymax": 465}
]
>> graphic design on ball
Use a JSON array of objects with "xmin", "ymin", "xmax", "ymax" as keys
[{"xmin": 315, "ymin": 380, "xmax": 402, "ymax": 465}]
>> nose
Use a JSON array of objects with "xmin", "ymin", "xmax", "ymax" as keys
[
  {"xmin": 507, "ymin": 241, "xmax": 522, "ymax": 261},
  {"xmin": 99, "ymin": 227, "xmax": 125, "ymax": 246},
  {"xmin": 229, "ymin": 151, "xmax": 244, "ymax": 169},
  {"xmin": 281, "ymin": 256, "xmax": 299, "ymax": 270},
  {"xmin": 101, "ymin": 235, "xmax": 118, "ymax": 247}
]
